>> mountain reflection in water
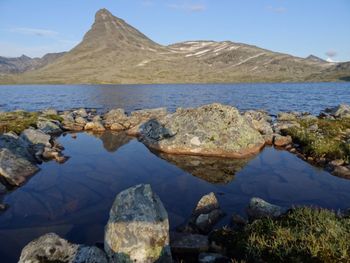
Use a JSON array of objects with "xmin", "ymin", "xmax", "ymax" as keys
[
  {"xmin": 155, "ymin": 152, "xmax": 251, "ymax": 184},
  {"xmin": 0, "ymin": 131, "xmax": 350, "ymax": 263}
]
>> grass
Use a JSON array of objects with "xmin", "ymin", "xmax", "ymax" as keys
[
  {"xmin": 284, "ymin": 118, "xmax": 350, "ymax": 162},
  {"xmin": 0, "ymin": 111, "xmax": 63, "ymax": 134},
  {"xmin": 210, "ymin": 207, "xmax": 350, "ymax": 262}
]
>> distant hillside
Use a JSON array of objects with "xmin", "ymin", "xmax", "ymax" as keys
[
  {"xmin": 0, "ymin": 8, "xmax": 349, "ymax": 84},
  {"xmin": 0, "ymin": 53, "xmax": 66, "ymax": 74}
]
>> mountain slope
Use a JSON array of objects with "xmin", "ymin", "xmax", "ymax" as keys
[
  {"xmin": 1, "ymin": 8, "xmax": 349, "ymax": 84},
  {"xmin": 0, "ymin": 53, "xmax": 65, "ymax": 74}
]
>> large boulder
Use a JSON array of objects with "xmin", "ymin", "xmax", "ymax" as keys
[
  {"xmin": 19, "ymin": 233, "xmax": 108, "ymax": 263},
  {"xmin": 20, "ymin": 128, "xmax": 51, "ymax": 148},
  {"xmin": 0, "ymin": 148, "xmax": 38, "ymax": 186},
  {"xmin": 140, "ymin": 104, "xmax": 265, "ymax": 158},
  {"xmin": 104, "ymin": 184, "xmax": 172, "ymax": 263}
]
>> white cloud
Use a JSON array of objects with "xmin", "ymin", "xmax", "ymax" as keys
[
  {"xmin": 168, "ymin": 3, "xmax": 206, "ymax": 12},
  {"xmin": 8, "ymin": 27, "xmax": 59, "ymax": 37}
]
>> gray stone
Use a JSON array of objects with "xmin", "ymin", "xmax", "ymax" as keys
[
  {"xmin": 37, "ymin": 120, "xmax": 62, "ymax": 134},
  {"xmin": 140, "ymin": 103, "xmax": 265, "ymax": 158},
  {"xmin": 42, "ymin": 108, "xmax": 58, "ymax": 115},
  {"xmin": 104, "ymin": 184, "xmax": 171, "ymax": 263},
  {"xmin": 0, "ymin": 148, "xmax": 39, "ymax": 186},
  {"xmin": 246, "ymin": 197, "xmax": 286, "ymax": 220},
  {"xmin": 19, "ymin": 233, "xmax": 108, "ymax": 263},
  {"xmin": 244, "ymin": 110, "xmax": 273, "ymax": 135},
  {"xmin": 195, "ymin": 209, "xmax": 224, "ymax": 234},
  {"xmin": 84, "ymin": 121, "xmax": 106, "ymax": 132},
  {"xmin": 20, "ymin": 128, "xmax": 51, "ymax": 148},
  {"xmin": 75, "ymin": 108, "xmax": 88, "ymax": 118},
  {"xmin": 75, "ymin": 116, "xmax": 88, "ymax": 125},
  {"xmin": 333, "ymin": 166, "xmax": 350, "ymax": 178},
  {"xmin": 332, "ymin": 104, "xmax": 350, "ymax": 118},
  {"xmin": 193, "ymin": 192, "xmax": 220, "ymax": 217},
  {"xmin": 103, "ymin": 109, "xmax": 128, "ymax": 128},
  {"xmin": 170, "ymin": 233, "xmax": 209, "ymax": 254},
  {"xmin": 198, "ymin": 253, "xmax": 230, "ymax": 263}
]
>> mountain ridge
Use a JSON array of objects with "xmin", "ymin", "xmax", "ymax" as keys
[{"xmin": 1, "ymin": 8, "xmax": 349, "ymax": 84}]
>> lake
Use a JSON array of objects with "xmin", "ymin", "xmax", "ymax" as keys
[{"xmin": 0, "ymin": 82, "xmax": 350, "ymax": 262}]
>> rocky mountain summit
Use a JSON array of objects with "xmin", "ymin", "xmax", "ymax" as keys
[{"xmin": 1, "ymin": 8, "xmax": 349, "ymax": 84}]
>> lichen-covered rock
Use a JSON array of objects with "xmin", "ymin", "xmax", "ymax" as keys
[
  {"xmin": 37, "ymin": 119, "xmax": 62, "ymax": 134},
  {"xmin": 20, "ymin": 128, "xmax": 51, "ymax": 148},
  {"xmin": 193, "ymin": 192, "xmax": 220, "ymax": 217},
  {"xmin": 126, "ymin": 108, "xmax": 168, "ymax": 136},
  {"xmin": 19, "ymin": 233, "xmax": 108, "ymax": 263},
  {"xmin": 331, "ymin": 104, "xmax": 350, "ymax": 118},
  {"xmin": 75, "ymin": 116, "xmax": 88, "ymax": 125},
  {"xmin": 41, "ymin": 108, "xmax": 58, "ymax": 116},
  {"xmin": 277, "ymin": 112, "xmax": 298, "ymax": 121},
  {"xmin": 104, "ymin": 184, "xmax": 171, "ymax": 263},
  {"xmin": 103, "ymin": 108, "xmax": 128, "ymax": 128},
  {"xmin": 75, "ymin": 108, "xmax": 88, "ymax": 118},
  {"xmin": 246, "ymin": 197, "xmax": 286, "ymax": 220},
  {"xmin": 0, "ymin": 148, "xmax": 39, "ymax": 186},
  {"xmin": 140, "ymin": 104, "xmax": 265, "ymax": 158},
  {"xmin": 273, "ymin": 134, "xmax": 292, "ymax": 147},
  {"xmin": 84, "ymin": 121, "xmax": 106, "ymax": 132},
  {"xmin": 244, "ymin": 110, "xmax": 273, "ymax": 135}
]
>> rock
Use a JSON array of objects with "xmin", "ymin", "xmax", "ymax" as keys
[
  {"xmin": 92, "ymin": 115, "xmax": 102, "ymax": 122},
  {"xmin": 0, "ymin": 132, "xmax": 34, "ymax": 161},
  {"xmin": 195, "ymin": 209, "xmax": 224, "ymax": 233},
  {"xmin": 19, "ymin": 233, "xmax": 108, "ymax": 263},
  {"xmin": 0, "ymin": 181, "xmax": 7, "ymax": 194},
  {"xmin": 0, "ymin": 203, "xmax": 8, "ymax": 212},
  {"xmin": 140, "ymin": 104, "xmax": 265, "ymax": 158},
  {"xmin": 75, "ymin": 108, "xmax": 88, "ymax": 118},
  {"xmin": 263, "ymin": 133, "xmax": 274, "ymax": 145},
  {"xmin": 62, "ymin": 112, "xmax": 85, "ymax": 131},
  {"xmin": 75, "ymin": 116, "xmax": 88, "ymax": 125},
  {"xmin": 126, "ymin": 108, "xmax": 169, "ymax": 136},
  {"xmin": 329, "ymin": 159, "xmax": 345, "ymax": 167},
  {"xmin": 37, "ymin": 120, "xmax": 62, "ymax": 134},
  {"xmin": 277, "ymin": 112, "xmax": 297, "ymax": 121},
  {"xmin": 193, "ymin": 192, "xmax": 220, "ymax": 217},
  {"xmin": 42, "ymin": 108, "xmax": 58, "ymax": 115},
  {"xmin": 110, "ymin": 122, "xmax": 125, "ymax": 131},
  {"xmin": 332, "ymin": 104, "xmax": 350, "ymax": 118},
  {"xmin": 198, "ymin": 253, "xmax": 230, "ymax": 263},
  {"xmin": 273, "ymin": 134, "xmax": 292, "ymax": 147},
  {"xmin": 333, "ymin": 166, "xmax": 350, "ymax": 178},
  {"xmin": 246, "ymin": 197, "xmax": 286, "ymax": 220},
  {"xmin": 0, "ymin": 148, "xmax": 39, "ymax": 186},
  {"xmin": 84, "ymin": 121, "xmax": 106, "ymax": 132},
  {"xmin": 104, "ymin": 184, "xmax": 171, "ymax": 263},
  {"xmin": 103, "ymin": 109, "xmax": 128, "ymax": 128},
  {"xmin": 244, "ymin": 110, "xmax": 273, "ymax": 135},
  {"xmin": 20, "ymin": 128, "xmax": 51, "ymax": 148},
  {"xmin": 170, "ymin": 233, "xmax": 209, "ymax": 255},
  {"xmin": 231, "ymin": 214, "xmax": 247, "ymax": 227}
]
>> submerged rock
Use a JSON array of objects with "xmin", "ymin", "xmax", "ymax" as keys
[
  {"xmin": 140, "ymin": 103, "xmax": 265, "ymax": 158},
  {"xmin": 0, "ymin": 148, "xmax": 39, "ymax": 186},
  {"xmin": 246, "ymin": 197, "xmax": 286, "ymax": 220},
  {"xmin": 198, "ymin": 252, "xmax": 230, "ymax": 263},
  {"xmin": 104, "ymin": 184, "xmax": 171, "ymax": 263},
  {"xmin": 170, "ymin": 233, "xmax": 209, "ymax": 255},
  {"xmin": 19, "ymin": 233, "xmax": 108, "ymax": 263}
]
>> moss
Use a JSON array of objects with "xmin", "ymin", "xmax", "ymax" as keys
[
  {"xmin": 210, "ymin": 207, "xmax": 350, "ymax": 262},
  {"xmin": 0, "ymin": 111, "xmax": 39, "ymax": 134},
  {"xmin": 0, "ymin": 111, "xmax": 63, "ymax": 134},
  {"xmin": 284, "ymin": 118, "xmax": 350, "ymax": 162}
]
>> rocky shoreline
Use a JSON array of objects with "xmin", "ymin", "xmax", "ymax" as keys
[{"xmin": 1, "ymin": 103, "xmax": 350, "ymax": 261}]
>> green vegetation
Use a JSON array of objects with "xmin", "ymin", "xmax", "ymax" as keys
[
  {"xmin": 0, "ymin": 111, "xmax": 63, "ymax": 134},
  {"xmin": 284, "ymin": 118, "xmax": 350, "ymax": 162},
  {"xmin": 210, "ymin": 207, "xmax": 350, "ymax": 262}
]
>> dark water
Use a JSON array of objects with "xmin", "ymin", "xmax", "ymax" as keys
[
  {"xmin": 0, "ymin": 82, "xmax": 350, "ymax": 115},
  {"xmin": 1, "ymin": 132, "xmax": 350, "ymax": 262},
  {"xmin": 1, "ymin": 83, "xmax": 350, "ymax": 262}
]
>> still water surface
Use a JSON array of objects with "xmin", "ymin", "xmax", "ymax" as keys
[
  {"xmin": 0, "ymin": 82, "xmax": 350, "ymax": 114},
  {"xmin": 0, "ymin": 83, "xmax": 350, "ymax": 262}
]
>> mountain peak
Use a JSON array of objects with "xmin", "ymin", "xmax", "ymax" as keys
[{"xmin": 95, "ymin": 8, "xmax": 115, "ymax": 22}]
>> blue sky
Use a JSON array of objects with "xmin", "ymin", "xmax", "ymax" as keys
[{"xmin": 0, "ymin": 0, "xmax": 349, "ymax": 61}]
